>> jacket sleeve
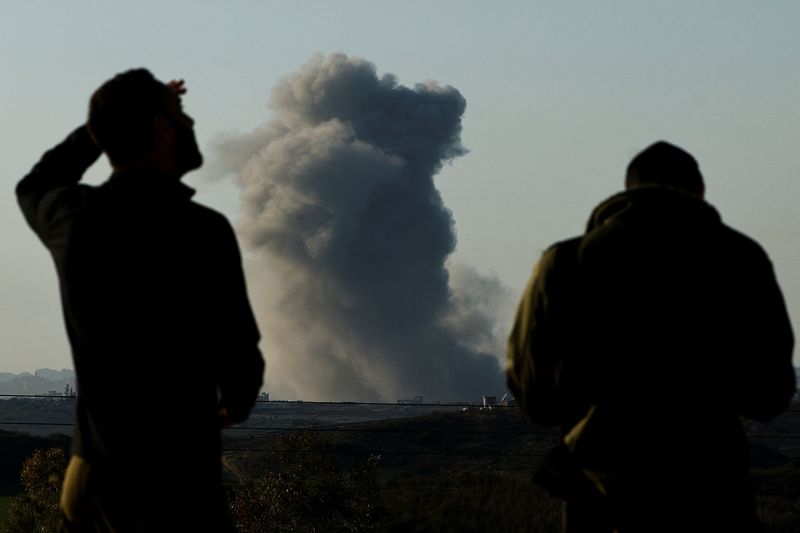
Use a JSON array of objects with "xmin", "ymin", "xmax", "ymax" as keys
[
  {"xmin": 733, "ymin": 248, "xmax": 795, "ymax": 421},
  {"xmin": 16, "ymin": 126, "xmax": 101, "ymax": 244},
  {"xmin": 216, "ymin": 219, "xmax": 265, "ymax": 424},
  {"xmin": 507, "ymin": 245, "xmax": 565, "ymax": 427}
]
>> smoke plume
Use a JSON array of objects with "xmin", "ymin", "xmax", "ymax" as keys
[{"xmin": 217, "ymin": 54, "xmax": 507, "ymax": 401}]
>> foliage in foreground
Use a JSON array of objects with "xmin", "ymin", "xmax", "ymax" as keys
[
  {"xmin": 3, "ymin": 426, "xmax": 800, "ymax": 533},
  {"xmin": 4, "ymin": 447, "xmax": 66, "ymax": 533},
  {"xmin": 753, "ymin": 460, "xmax": 800, "ymax": 533},
  {"xmin": 230, "ymin": 431, "xmax": 381, "ymax": 533}
]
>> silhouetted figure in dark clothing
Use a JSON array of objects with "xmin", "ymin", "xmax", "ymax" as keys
[
  {"xmin": 17, "ymin": 70, "xmax": 264, "ymax": 532},
  {"xmin": 508, "ymin": 142, "xmax": 795, "ymax": 532}
]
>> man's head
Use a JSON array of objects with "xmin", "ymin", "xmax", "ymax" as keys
[
  {"xmin": 625, "ymin": 141, "xmax": 704, "ymax": 198},
  {"xmin": 88, "ymin": 69, "xmax": 202, "ymax": 178}
]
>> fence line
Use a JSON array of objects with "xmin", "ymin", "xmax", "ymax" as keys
[
  {"xmin": 1, "ymin": 420, "xmax": 798, "ymax": 440},
  {"xmin": 4, "ymin": 393, "xmax": 800, "ymax": 412},
  {"xmin": 0, "ymin": 393, "xmax": 494, "ymax": 407}
]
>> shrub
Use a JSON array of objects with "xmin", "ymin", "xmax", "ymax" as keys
[
  {"xmin": 4, "ymin": 447, "xmax": 66, "ymax": 533},
  {"xmin": 230, "ymin": 431, "xmax": 381, "ymax": 532}
]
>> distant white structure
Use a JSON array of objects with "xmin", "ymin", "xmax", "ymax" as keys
[
  {"xmin": 482, "ymin": 395, "xmax": 496, "ymax": 408},
  {"xmin": 397, "ymin": 395, "xmax": 424, "ymax": 405},
  {"xmin": 499, "ymin": 393, "xmax": 515, "ymax": 407}
]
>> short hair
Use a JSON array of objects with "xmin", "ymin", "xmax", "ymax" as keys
[
  {"xmin": 87, "ymin": 69, "xmax": 171, "ymax": 164},
  {"xmin": 626, "ymin": 141, "xmax": 704, "ymax": 196}
]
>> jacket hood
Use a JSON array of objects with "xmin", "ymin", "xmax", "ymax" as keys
[{"xmin": 586, "ymin": 186, "xmax": 721, "ymax": 234}]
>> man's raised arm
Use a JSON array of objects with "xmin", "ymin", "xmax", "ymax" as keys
[{"xmin": 16, "ymin": 126, "xmax": 101, "ymax": 242}]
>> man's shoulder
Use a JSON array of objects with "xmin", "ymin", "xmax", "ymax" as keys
[
  {"xmin": 544, "ymin": 236, "xmax": 583, "ymax": 254},
  {"xmin": 185, "ymin": 200, "xmax": 237, "ymax": 240},
  {"xmin": 540, "ymin": 237, "xmax": 582, "ymax": 267},
  {"xmin": 186, "ymin": 200, "xmax": 229, "ymax": 223},
  {"xmin": 183, "ymin": 198, "xmax": 231, "ymax": 224},
  {"xmin": 532, "ymin": 237, "xmax": 584, "ymax": 285},
  {"xmin": 715, "ymin": 223, "xmax": 770, "ymax": 263}
]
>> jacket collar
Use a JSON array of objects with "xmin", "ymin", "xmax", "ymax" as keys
[
  {"xmin": 107, "ymin": 170, "xmax": 196, "ymax": 202},
  {"xmin": 586, "ymin": 186, "xmax": 721, "ymax": 233}
]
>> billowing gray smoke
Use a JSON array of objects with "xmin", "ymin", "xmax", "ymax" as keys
[{"xmin": 217, "ymin": 54, "xmax": 507, "ymax": 401}]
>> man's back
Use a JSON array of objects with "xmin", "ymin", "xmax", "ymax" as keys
[
  {"xmin": 571, "ymin": 188, "xmax": 790, "ymax": 529},
  {"xmin": 570, "ymin": 187, "xmax": 791, "ymax": 405},
  {"xmin": 62, "ymin": 174, "xmax": 255, "ymax": 457},
  {"xmin": 508, "ymin": 143, "xmax": 795, "ymax": 532}
]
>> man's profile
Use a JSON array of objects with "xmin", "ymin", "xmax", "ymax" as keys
[
  {"xmin": 16, "ymin": 69, "xmax": 264, "ymax": 531},
  {"xmin": 507, "ymin": 142, "xmax": 795, "ymax": 532}
]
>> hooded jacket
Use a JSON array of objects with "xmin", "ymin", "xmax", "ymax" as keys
[{"xmin": 507, "ymin": 186, "xmax": 795, "ymax": 530}]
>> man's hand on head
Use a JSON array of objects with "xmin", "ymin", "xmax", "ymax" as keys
[{"xmin": 166, "ymin": 79, "xmax": 187, "ymax": 95}]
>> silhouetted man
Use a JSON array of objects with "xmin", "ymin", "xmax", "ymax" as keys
[
  {"xmin": 17, "ymin": 70, "xmax": 264, "ymax": 532},
  {"xmin": 507, "ymin": 142, "xmax": 795, "ymax": 532}
]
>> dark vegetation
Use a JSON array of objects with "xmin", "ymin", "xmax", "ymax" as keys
[
  {"xmin": 225, "ymin": 408, "xmax": 563, "ymax": 532},
  {"xmin": 753, "ymin": 460, "xmax": 800, "ymax": 533},
  {"xmin": 3, "ymin": 448, "xmax": 67, "ymax": 533},
  {"xmin": 2, "ymin": 403, "xmax": 800, "ymax": 531},
  {"xmin": 230, "ymin": 432, "xmax": 382, "ymax": 532},
  {"xmin": 0, "ymin": 430, "xmax": 69, "ymax": 496},
  {"xmin": 0, "ymin": 397, "xmax": 77, "ymax": 437}
]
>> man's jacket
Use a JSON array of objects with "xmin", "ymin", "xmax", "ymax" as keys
[
  {"xmin": 17, "ymin": 127, "xmax": 264, "ymax": 492},
  {"xmin": 507, "ymin": 186, "xmax": 795, "ymax": 529}
]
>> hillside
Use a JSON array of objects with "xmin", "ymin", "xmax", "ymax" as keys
[
  {"xmin": 224, "ymin": 405, "xmax": 800, "ymax": 532},
  {"xmin": 2, "ymin": 397, "xmax": 799, "ymax": 531}
]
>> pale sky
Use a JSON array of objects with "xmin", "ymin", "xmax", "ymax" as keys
[{"xmin": 1, "ymin": 1, "xmax": 798, "ymax": 376}]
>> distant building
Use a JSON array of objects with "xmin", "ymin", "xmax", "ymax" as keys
[
  {"xmin": 397, "ymin": 395, "xmax": 424, "ymax": 405},
  {"xmin": 482, "ymin": 395, "xmax": 496, "ymax": 408},
  {"xmin": 259, "ymin": 392, "xmax": 270, "ymax": 402}
]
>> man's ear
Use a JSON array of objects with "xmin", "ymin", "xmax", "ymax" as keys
[{"xmin": 152, "ymin": 114, "xmax": 175, "ymax": 142}]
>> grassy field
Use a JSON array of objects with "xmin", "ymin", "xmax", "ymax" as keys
[
  {"xmin": 1, "ymin": 402, "xmax": 798, "ymax": 531},
  {"xmin": 224, "ymin": 405, "xmax": 800, "ymax": 532},
  {"xmin": 0, "ymin": 495, "xmax": 15, "ymax": 533}
]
